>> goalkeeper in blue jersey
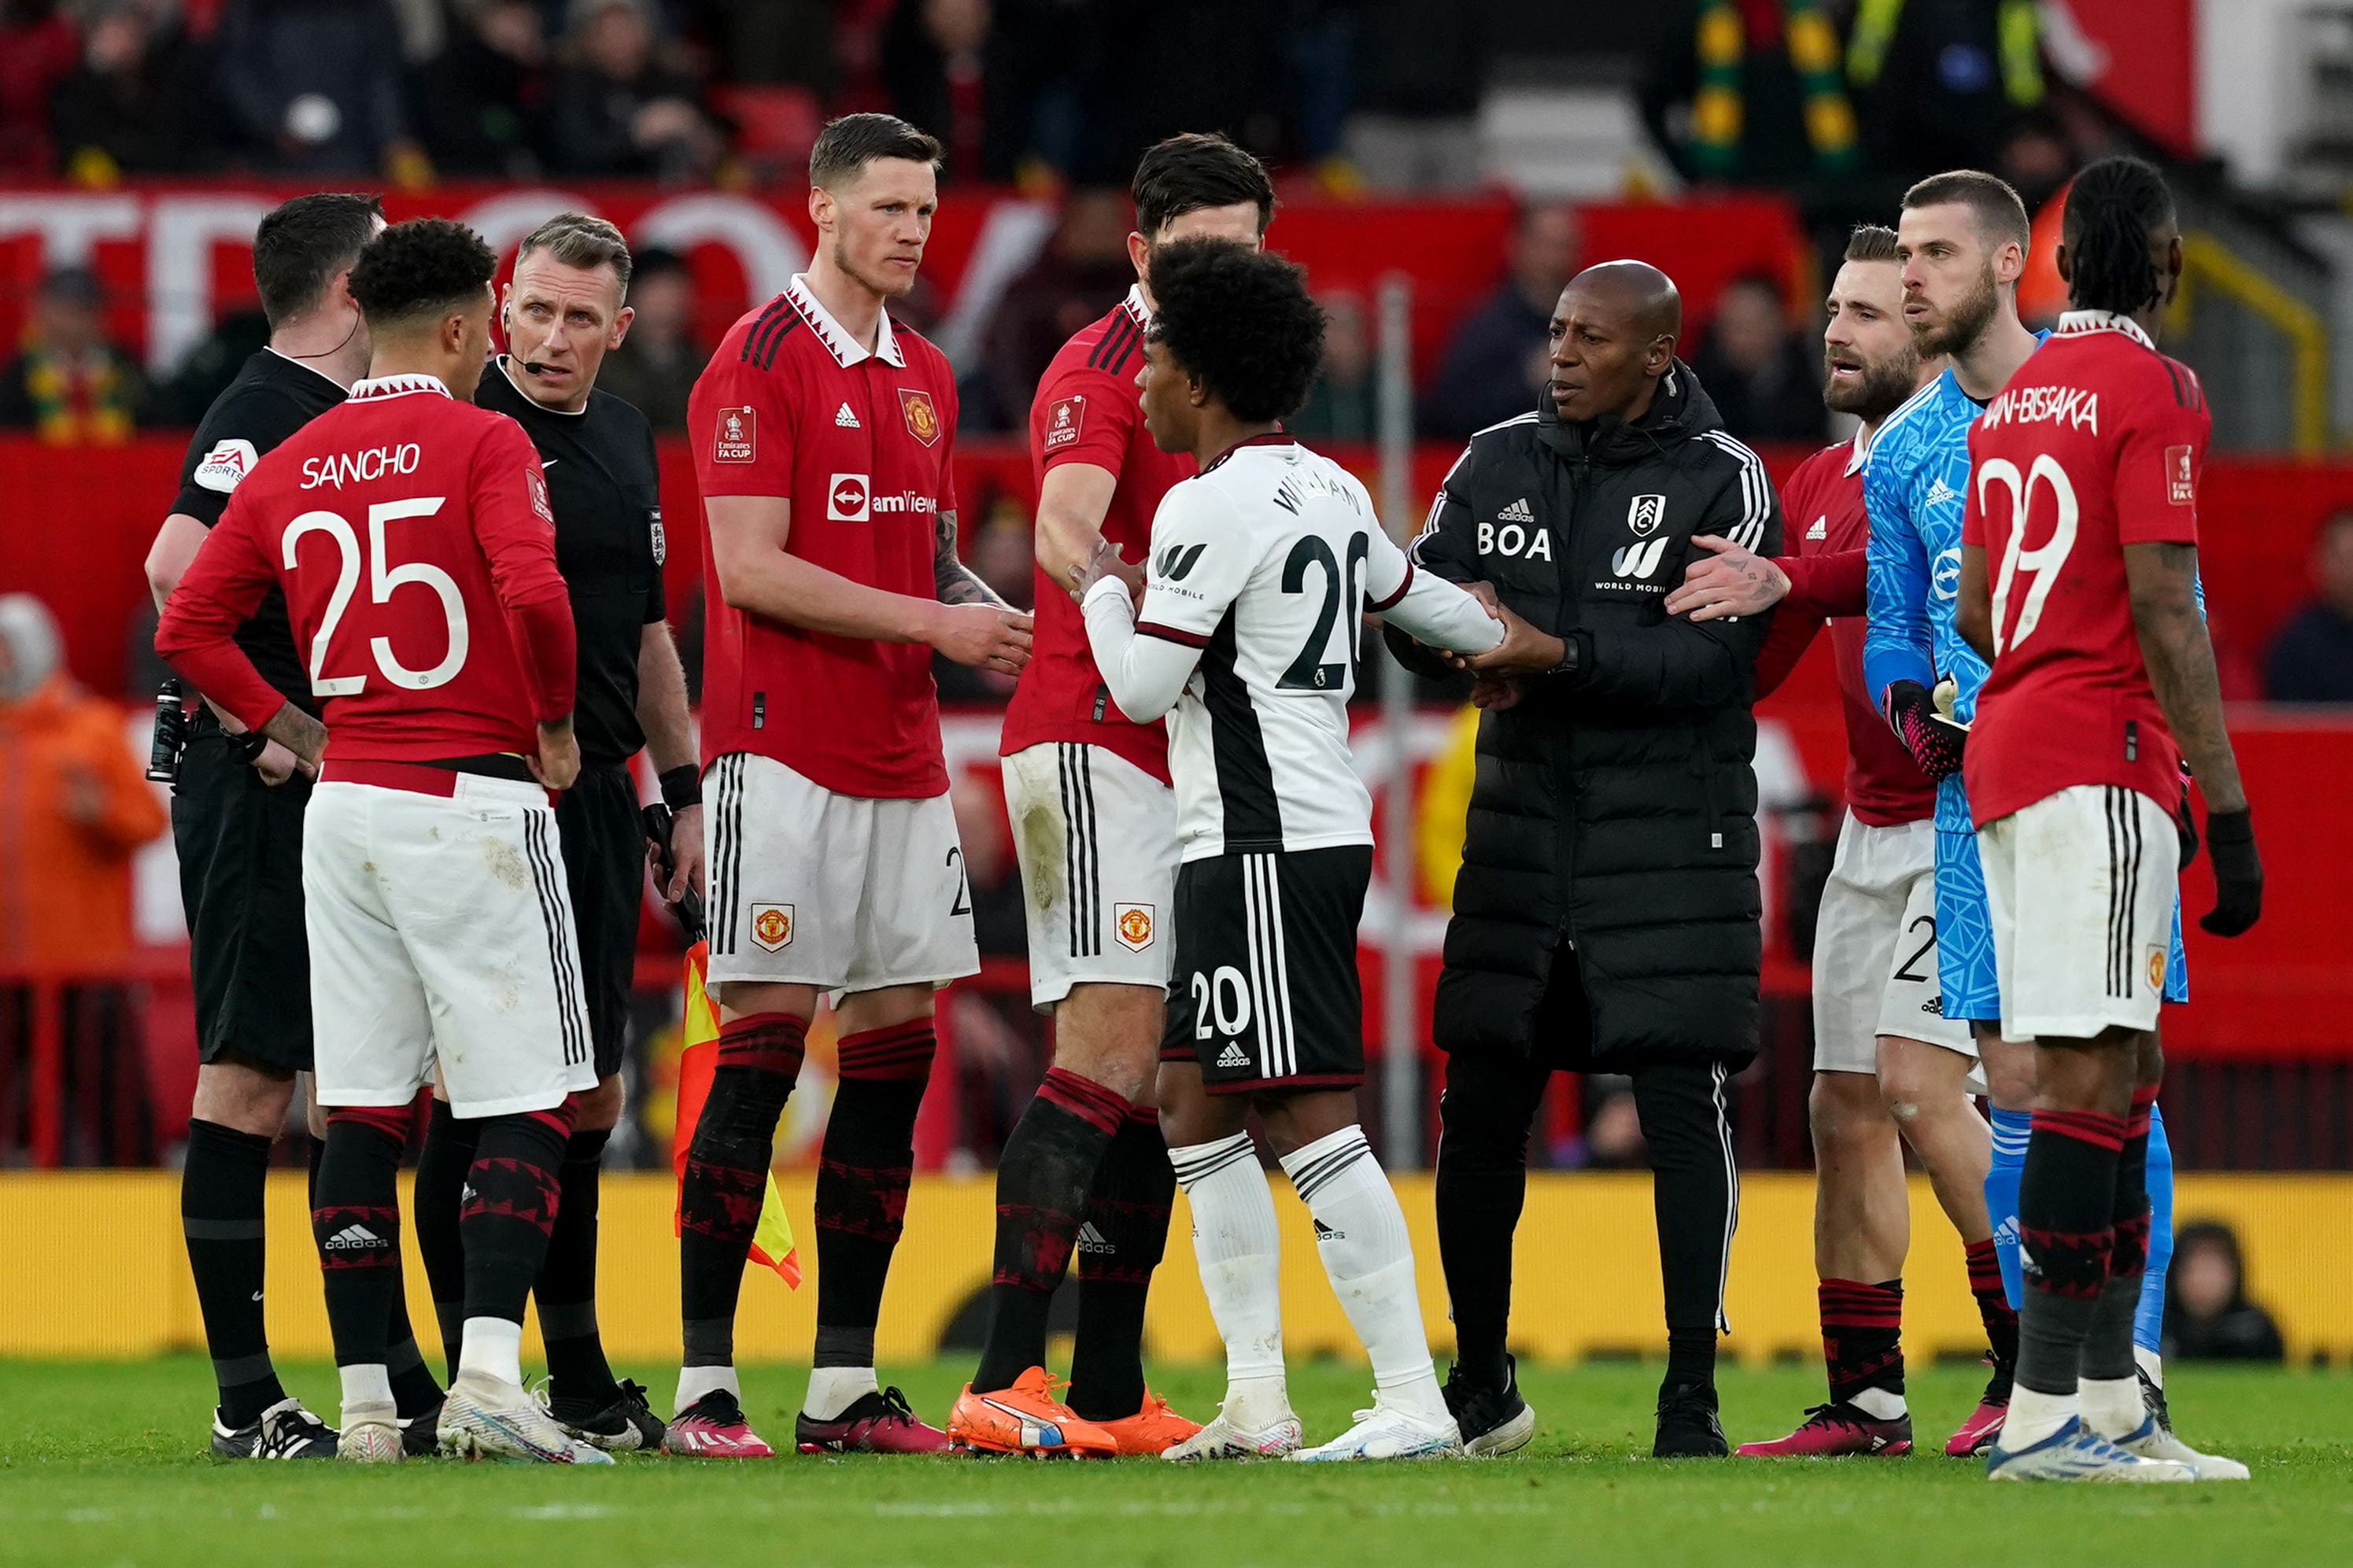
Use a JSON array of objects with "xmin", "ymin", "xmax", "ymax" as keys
[{"xmin": 1861, "ymin": 169, "xmax": 2204, "ymax": 1464}]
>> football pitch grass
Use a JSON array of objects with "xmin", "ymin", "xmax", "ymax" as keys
[{"xmin": 4, "ymin": 1358, "xmax": 2348, "ymax": 1566}]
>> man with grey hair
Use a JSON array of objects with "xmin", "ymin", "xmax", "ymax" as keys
[{"xmin": 407, "ymin": 209, "xmax": 699, "ymax": 1454}]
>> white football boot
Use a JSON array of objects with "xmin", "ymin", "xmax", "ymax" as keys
[
  {"xmin": 1986, "ymin": 1417, "xmax": 2196, "ymax": 1481},
  {"xmin": 1287, "ymin": 1393, "xmax": 1463, "ymax": 1462},
  {"xmin": 438, "ymin": 1371, "xmax": 614, "ymax": 1464}
]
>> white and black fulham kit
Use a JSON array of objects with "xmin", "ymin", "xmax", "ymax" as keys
[{"xmin": 1084, "ymin": 435, "xmax": 1501, "ymax": 1092}]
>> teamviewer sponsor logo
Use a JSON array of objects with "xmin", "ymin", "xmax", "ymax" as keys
[{"xmin": 828, "ymin": 473, "xmax": 870, "ymax": 522}]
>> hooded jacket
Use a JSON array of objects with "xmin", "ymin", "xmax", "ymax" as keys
[{"xmin": 1387, "ymin": 363, "xmax": 1782, "ymax": 1065}]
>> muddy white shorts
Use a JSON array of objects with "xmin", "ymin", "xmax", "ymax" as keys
[
  {"xmin": 1002, "ymin": 742, "xmax": 1178, "ymax": 1010},
  {"xmin": 1812, "ymin": 813, "xmax": 1977, "ymax": 1071},
  {"xmin": 704, "ymin": 751, "xmax": 979, "ymax": 995},
  {"xmin": 304, "ymin": 773, "xmax": 597, "ymax": 1118},
  {"xmin": 1978, "ymin": 783, "xmax": 2178, "ymax": 1042}
]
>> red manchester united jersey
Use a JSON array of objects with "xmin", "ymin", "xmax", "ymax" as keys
[
  {"xmin": 1757, "ymin": 433, "xmax": 1937, "ymax": 827},
  {"xmin": 689, "ymin": 275, "xmax": 959, "ymax": 798},
  {"xmin": 999, "ymin": 287, "xmax": 1192, "ymax": 783},
  {"xmin": 157, "ymin": 373, "xmax": 576, "ymax": 763},
  {"xmin": 1962, "ymin": 311, "xmax": 2208, "ymax": 827}
]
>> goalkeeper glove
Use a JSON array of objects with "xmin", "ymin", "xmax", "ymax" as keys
[
  {"xmin": 1882, "ymin": 678, "xmax": 1967, "ymax": 781},
  {"xmin": 2199, "ymin": 806, "xmax": 2262, "ymax": 937}
]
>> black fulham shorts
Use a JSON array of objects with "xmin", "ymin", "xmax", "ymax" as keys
[
  {"xmin": 557, "ymin": 762, "xmax": 646, "ymax": 1079},
  {"xmin": 172, "ymin": 728, "xmax": 312, "ymax": 1073},
  {"xmin": 1169, "ymin": 844, "xmax": 1371, "ymax": 1096}
]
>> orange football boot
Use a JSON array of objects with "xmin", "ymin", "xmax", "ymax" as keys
[
  {"xmin": 1093, "ymin": 1389, "xmax": 1203, "ymax": 1456},
  {"xmin": 946, "ymin": 1367, "xmax": 1117, "ymax": 1457}
]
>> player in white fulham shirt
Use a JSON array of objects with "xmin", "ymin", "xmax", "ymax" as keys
[{"xmin": 1082, "ymin": 239, "xmax": 1544, "ymax": 1461}]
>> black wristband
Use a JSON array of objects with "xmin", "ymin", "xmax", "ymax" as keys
[
  {"xmin": 2204, "ymin": 806, "xmax": 2254, "ymax": 847},
  {"xmin": 659, "ymin": 764, "xmax": 703, "ymax": 810},
  {"xmin": 227, "ymin": 729, "xmax": 268, "ymax": 766}
]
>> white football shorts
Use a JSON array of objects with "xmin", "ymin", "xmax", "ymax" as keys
[
  {"xmin": 1979, "ymin": 783, "xmax": 2178, "ymax": 1042},
  {"xmin": 1002, "ymin": 742, "xmax": 1179, "ymax": 1009},
  {"xmin": 703, "ymin": 751, "xmax": 979, "ymax": 995},
  {"xmin": 1812, "ymin": 812, "xmax": 1977, "ymax": 1072},
  {"xmin": 304, "ymin": 776, "xmax": 598, "ymax": 1118}
]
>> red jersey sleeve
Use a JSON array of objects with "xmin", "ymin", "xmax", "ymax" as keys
[
  {"xmin": 1779, "ymin": 547, "xmax": 1867, "ymax": 620},
  {"xmin": 693, "ymin": 353, "xmax": 800, "ymax": 499},
  {"xmin": 1034, "ymin": 360, "xmax": 1142, "ymax": 475},
  {"xmin": 937, "ymin": 373, "xmax": 960, "ymax": 517},
  {"xmin": 2111, "ymin": 362, "xmax": 2206, "ymax": 545},
  {"xmin": 469, "ymin": 417, "xmax": 576, "ymax": 722},
  {"xmin": 154, "ymin": 489, "xmax": 288, "ymax": 733}
]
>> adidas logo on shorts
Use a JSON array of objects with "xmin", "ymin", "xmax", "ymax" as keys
[
  {"xmin": 1497, "ymin": 496, "xmax": 1534, "ymax": 523},
  {"xmin": 1215, "ymin": 1042, "xmax": 1250, "ymax": 1068},
  {"xmin": 835, "ymin": 402, "xmax": 860, "ymax": 428}
]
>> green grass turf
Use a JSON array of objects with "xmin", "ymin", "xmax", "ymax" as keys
[{"xmin": 2, "ymin": 1358, "xmax": 2347, "ymax": 1566}]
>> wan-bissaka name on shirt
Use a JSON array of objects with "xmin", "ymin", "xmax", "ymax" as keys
[{"xmin": 1978, "ymin": 384, "xmax": 2100, "ymax": 436}]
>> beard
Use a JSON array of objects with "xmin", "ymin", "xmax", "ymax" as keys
[
  {"xmin": 1823, "ymin": 347, "xmax": 1919, "ymax": 422},
  {"xmin": 833, "ymin": 234, "xmax": 916, "ymax": 299},
  {"xmin": 1910, "ymin": 264, "xmax": 1998, "ymax": 358}
]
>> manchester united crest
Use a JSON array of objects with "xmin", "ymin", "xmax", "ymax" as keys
[
  {"xmin": 898, "ymin": 388, "xmax": 941, "ymax": 447},
  {"xmin": 750, "ymin": 902, "xmax": 796, "ymax": 952},
  {"xmin": 1114, "ymin": 902, "xmax": 1155, "ymax": 953}
]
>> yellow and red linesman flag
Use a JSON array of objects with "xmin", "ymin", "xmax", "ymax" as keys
[{"xmin": 670, "ymin": 940, "xmax": 800, "ymax": 1288}]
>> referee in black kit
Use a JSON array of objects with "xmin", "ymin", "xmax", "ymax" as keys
[
  {"xmin": 142, "ymin": 193, "xmax": 455, "ymax": 1459},
  {"xmin": 408, "ymin": 212, "xmax": 703, "ymax": 1453}
]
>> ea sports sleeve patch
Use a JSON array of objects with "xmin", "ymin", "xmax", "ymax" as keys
[{"xmin": 192, "ymin": 437, "xmax": 260, "ymax": 494}]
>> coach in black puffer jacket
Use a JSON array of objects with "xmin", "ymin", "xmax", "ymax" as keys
[{"xmin": 1386, "ymin": 262, "xmax": 1780, "ymax": 1458}]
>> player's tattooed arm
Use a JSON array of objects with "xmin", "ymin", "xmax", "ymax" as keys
[
  {"xmin": 2125, "ymin": 540, "xmax": 2246, "ymax": 814},
  {"xmin": 933, "ymin": 509, "xmax": 1009, "ymax": 609},
  {"xmin": 257, "ymin": 703, "xmax": 328, "ymax": 773}
]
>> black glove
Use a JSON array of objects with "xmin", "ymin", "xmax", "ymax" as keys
[
  {"xmin": 2174, "ymin": 773, "xmax": 2199, "ymax": 872},
  {"xmin": 2199, "ymin": 806, "xmax": 2261, "ymax": 937},
  {"xmin": 642, "ymin": 802, "xmax": 706, "ymax": 945},
  {"xmin": 1882, "ymin": 679, "xmax": 1967, "ymax": 781}
]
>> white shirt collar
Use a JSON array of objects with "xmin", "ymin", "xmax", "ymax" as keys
[
  {"xmin": 1843, "ymin": 421, "xmax": 1873, "ymax": 477},
  {"xmin": 786, "ymin": 273, "xmax": 905, "ymax": 368},
  {"xmin": 2055, "ymin": 309, "xmax": 2156, "ymax": 350},
  {"xmin": 349, "ymin": 372, "xmax": 452, "ymax": 401},
  {"xmin": 1122, "ymin": 283, "xmax": 1152, "ymax": 326},
  {"xmin": 263, "ymin": 345, "xmax": 353, "ymax": 393}
]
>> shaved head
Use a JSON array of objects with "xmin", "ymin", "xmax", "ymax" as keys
[
  {"xmin": 1546, "ymin": 260, "xmax": 1683, "ymax": 423},
  {"xmin": 1571, "ymin": 260, "xmax": 1682, "ymax": 341}
]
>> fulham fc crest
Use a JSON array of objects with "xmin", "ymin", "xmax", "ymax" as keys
[
  {"xmin": 1627, "ymin": 493, "xmax": 1667, "ymax": 537},
  {"xmin": 1114, "ymin": 902, "xmax": 1155, "ymax": 953},
  {"xmin": 750, "ymin": 902, "xmax": 795, "ymax": 952},
  {"xmin": 898, "ymin": 388, "xmax": 941, "ymax": 447}
]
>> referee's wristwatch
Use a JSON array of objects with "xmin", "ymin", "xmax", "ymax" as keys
[{"xmin": 1545, "ymin": 633, "xmax": 1583, "ymax": 679}]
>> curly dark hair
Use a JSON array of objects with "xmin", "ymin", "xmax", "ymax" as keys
[
  {"xmin": 1147, "ymin": 238, "xmax": 1324, "ymax": 424},
  {"xmin": 346, "ymin": 218, "xmax": 497, "ymax": 329},
  {"xmin": 2062, "ymin": 155, "xmax": 2175, "ymax": 316}
]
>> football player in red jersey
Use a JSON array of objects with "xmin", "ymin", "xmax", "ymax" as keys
[
  {"xmin": 948, "ymin": 133, "xmax": 1272, "ymax": 1461},
  {"xmin": 1672, "ymin": 229, "xmax": 2020, "ymax": 1458},
  {"xmin": 1956, "ymin": 157, "xmax": 2258, "ymax": 1482},
  {"xmin": 670, "ymin": 113, "xmax": 1031, "ymax": 1459},
  {"xmin": 157, "ymin": 218, "xmax": 607, "ymax": 1465}
]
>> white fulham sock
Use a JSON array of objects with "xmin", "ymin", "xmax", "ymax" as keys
[
  {"xmin": 2134, "ymin": 1343, "xmax": 2163, "ymax": 1387},
  {"xmin": 339, "ymin": 1362, "xmax": 393, "ymax": 1419},
  {"xmin": 2003, "ymin": 1383, "xmax": 2078, "ymax": 1449},
  {"xmin": 1278, "ymin": 1125, "xmax": 1446, "ymax": 1425},
  {"xmin": 675, "ymin": 1363, "xmax": 739, "ymax": 1415},
  {"xmin": 804, "ymin": 1364, "xmax": 878, "ymax": 1421},
  {"xmin": 2079, "ymin": 1374, "xmax": 2144, "ymax": 1439},
  {"xmin": 1171, "ymin": 1133, "xmax": 1288, "ymax": 1425},
  {"xmin": 456, "ymin": 1316, "xmax": 523, "ymax": 1388}
]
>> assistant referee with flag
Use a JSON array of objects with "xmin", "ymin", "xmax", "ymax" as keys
[{"xmin": 408, "ymin": 212, "xmax": 704, "ymax": 1454}]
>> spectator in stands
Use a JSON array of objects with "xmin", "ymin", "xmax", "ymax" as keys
[
  {"xmin": 2163, "ymin": 1222, "xmax": 2285, "ymax": 1363},
  {"xmin": 409, "ymin": 0, "xmax": 548, "ymax": 178},
  {"xmin": 1291, "ymin": 289, "xmax": 1377, "ymax": 441},
  {"xmin": 47, "ymin": 0, "xmax": 219, "ymax": 179},
  {"xmin": 881, "ymin": 0, "xmax": 1021, "ymax": 183},
  {"xmin": 0, "ymin": 266, "xmax": 146, "ymax": 444},
  {"xmin": 1848, "ymin": 0, "xmax": 2044, "ymax": 183},
  {"xmin": 1420, "ymin": 203, "xmax": 1579, "ymax": 439},
  {"xmin": 1686, "ymin": 272, "xmax": 1824, "ymax": 445},
  {"xmin": 0, "ymin": 594, "xmax": 168, "ymax": 968},
  {"xmin": 0, "ymin": 0, "xmax": 76, "ymax": 175},
  {"xmin": 966, "ymin": 185, "xmax": 1132, "ymax": 430},
  {"xmin": 593, "ymin": 244, "xmax": 699, "ymax": 431},
  {"xmin": 157, "ymin": 307, "xmax": 270, "ymax": 429},
  {"xmin": 543, "ymin": 0, "xmax": 721, "ymax": 181},
  {"xmin": 2265, "ymin": 511, "xmax": 2353, "ymax": 704},
  {"xmin": 216, "ymin": 0, "xmax": 422, "ymax": 177}
]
